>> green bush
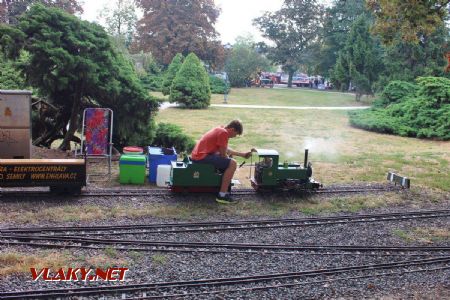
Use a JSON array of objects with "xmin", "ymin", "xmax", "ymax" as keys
[
  {"xmin": 139, "ymin": 72, "xmax": 163, "ymax": 92},
  {"xmin": 349, "ymin": 77, "xmax": 450, "ymax": 140},
  {"xmin": 161, "ymin": 53, "xmax": 183, "ymax": 96},
  {"xmin": 209, "ymin": 75, "xmax": 229, "ymax": 94},
  {"xmin": 169, "ymin": 53, "xmax": 211, "ymax": 109},
  {"xmin": 375, "ymin": 80, "xmax": 418, "ymax": 107},
  {"xmin": 152, "ymin": 123, "xmax": 195, "ymax": 153}
]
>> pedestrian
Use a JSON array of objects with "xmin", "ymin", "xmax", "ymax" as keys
[{"xmin": 191, "ymin": 120, "xmax": 253, "ymax": 204}]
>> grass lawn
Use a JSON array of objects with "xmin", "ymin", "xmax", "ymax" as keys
[
  {"xmin": 156, "ymin": 88, "xmax": 450, "ymax": 191},
  {"xmin": 211, "ymin": 87, "xmax": 370, "ymax": 106},
  {"xmin": 153, "ymin": 87, "xmax": 371, "ymax": 107}
]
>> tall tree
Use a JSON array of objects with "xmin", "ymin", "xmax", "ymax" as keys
[
  {"xmin": 367, "ymin": 0, "xmax": 450, "ymax": 45},
  {"xmin": 378, "ymin": 26, "xmax": 449, "ymax": 85},
  {"xmin": 224, "ymin": 36, "xmax": 272, "ymax": 87},
  {"xmin": 134, "ymin": 0, "xmax": 223, "ymax": 67},
  {"xmin": 316, "ymin": 0, "xmax": 368, "ymax": 77},
  {"xmin": 0, "ymin": 0, "xmax": 82, "ymax": 24},
  {"xmin": 331, "ymin": 15, "xmax": 383, "ymax": 100},
  {"xmin": 98, "ymin": 0, "xmax": 137, "ymax": 48},
  {"xmin": 254, "ymin": 0, "xmax": 324, "ymax": 87},
  {"xmin": 0, "ymin": 4, "xmax": 158, "ymax": 149}
]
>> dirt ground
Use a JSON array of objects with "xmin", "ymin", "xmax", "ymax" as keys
[{"xmin": 31, "ymin": 145, "xmax": 73, "ymax": 159}]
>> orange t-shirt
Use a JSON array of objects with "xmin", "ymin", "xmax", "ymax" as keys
[{"xmin": 191, "ymin": 126, "xmax": 229, "ymax": 160}]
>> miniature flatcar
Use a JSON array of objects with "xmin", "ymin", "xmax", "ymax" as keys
[{"xmin": 0, "ymin": 159, "xmax": 86, "ymax": 194}]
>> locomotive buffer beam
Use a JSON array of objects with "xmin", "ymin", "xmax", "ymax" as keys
[{"xmin": 387, "ymin": 172, "xmax": 410, "ymax": 189}]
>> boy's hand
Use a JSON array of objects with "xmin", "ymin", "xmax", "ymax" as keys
[{"xmin": 245, "ymin": 148, "xmax": 257, "ymax": 158}]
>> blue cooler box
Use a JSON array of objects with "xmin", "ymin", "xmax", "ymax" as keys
[{"xmin": 148, "ymin": 147, "xmax": 177, "ymax": 183}]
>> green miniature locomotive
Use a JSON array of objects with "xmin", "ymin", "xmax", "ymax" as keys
[{"xmin": 250, "ymin": 149, "xmax": 321, "ymax": 191}]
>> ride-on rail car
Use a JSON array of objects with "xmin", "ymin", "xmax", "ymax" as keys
[{"xmin": 0, "ymin": 159, "xmax": 86, "ymax": 194}]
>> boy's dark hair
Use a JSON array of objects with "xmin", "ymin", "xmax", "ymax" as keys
[{"xmin": 226, "ymin": 120, "xmax": 243, "ymax": 135}]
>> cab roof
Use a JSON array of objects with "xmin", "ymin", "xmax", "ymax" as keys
[{"xmin": 254, "ymin": 149, "xmax": 279, "ymax": 156}]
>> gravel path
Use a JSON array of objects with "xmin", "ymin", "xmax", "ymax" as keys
[{"xmin": 0, "ymin": 190, "xmax": 449, "ymax": 299}]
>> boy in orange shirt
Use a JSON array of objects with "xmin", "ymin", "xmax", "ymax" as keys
[{"xmin": 191, "ymin": 120, "xmax": 253, "ymax": 204}]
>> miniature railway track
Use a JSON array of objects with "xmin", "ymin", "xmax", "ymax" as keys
[
  {"xmin": 0, "ymin": 184, "xmax": 402, "ymax": 198},
  {"xmin": 1, "ymin": 209, "xmax": 448, "ymax": 235},
  {"xmin": 1, "ymin": 257, "xmax": 449, "ymax": 299},
  {"xmin": 2, "ymin": 239, "xmax": 446, "ymax": 257},
  {"xmin": 1, "ymin": 234, "xmax": 450, "ymax": 254}
]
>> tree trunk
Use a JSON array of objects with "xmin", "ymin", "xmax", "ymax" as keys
[
  {"xmin": 59, "ymin": 96, "xmax": 81, "ymax": 151},
  {"xmin": 287, "ymin": 70, "xmax": 294, "ymax": 88},
  {"xmin": 32, "ymin": 110, "xmax": 65, "ymax": 147}
]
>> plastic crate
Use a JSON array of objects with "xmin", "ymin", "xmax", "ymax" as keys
[
  {"xmin": 148, "ymin": 147, "xmax": 177, "ymax": 183},
  {"xmin": 119, "ymin": 154, "xmax": 146, "ymax": 184}
]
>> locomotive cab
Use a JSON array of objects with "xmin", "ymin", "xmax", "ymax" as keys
[{"xmin": 251, "ymin": 149, "xmax": 321, "ymax": 191}]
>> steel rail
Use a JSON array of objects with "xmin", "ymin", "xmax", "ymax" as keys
[
  {"xmin": 130, "ymin": 266, "xmax": 450, "ymax": 299},
  {"xmin": 2, "ymin": 209, "xmax": 448, "ymax": 234},
  {"xmin": 1, "ymin": 240, "xmax": 446, "ymax": 257},
  {"xmin": 0, "ymin": 184, "xmax": 401, "ymax": 198},
  {"xmin": 2, "ymin": 234, "xmax": 450, "ymax": 252},
  {"xmin": 1, "ymin": 257, "xmax": 449, "ymax": 299}
]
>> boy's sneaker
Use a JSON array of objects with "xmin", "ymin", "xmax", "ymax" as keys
[{"xmin": 216, "ymin": 193, "xmax": 237, "ymax": 204}]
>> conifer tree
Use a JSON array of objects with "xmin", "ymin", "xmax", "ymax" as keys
[
  {"xmin": 169, "ymin": 53, "xmax": 211, "ymax": 109},
  {"xmin": 332, "ymin": 16, "xmax": 383, "ymax": 100},
  {"xmin": 0, "ymin": 4, "xmax": 158, "ymax": 149},
  {"xmin": 161, "ymin": 53, "xmax": 183, "ymax": 96}
]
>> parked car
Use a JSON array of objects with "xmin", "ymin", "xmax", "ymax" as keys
[
  {"xmin": 280, "ymin": 74, "xmax": 309, "ymax": 87},
  {"xmin": 292, "ymin": 76, "xmax": 310, "ymax": 87}
]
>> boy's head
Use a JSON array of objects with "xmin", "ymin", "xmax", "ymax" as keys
[{"xmin": 226, "ymin": 120, "xmax": 243, "ymax": 136}]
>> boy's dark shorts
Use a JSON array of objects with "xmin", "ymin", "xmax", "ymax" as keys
[{"xmin": 192, "ymin": 154, "xmax": 231, "ymax": 171}]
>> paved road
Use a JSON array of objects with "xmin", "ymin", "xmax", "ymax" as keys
[{"xmin": 159, "ymin": 102, "xmax": 369, "ymax": 110}]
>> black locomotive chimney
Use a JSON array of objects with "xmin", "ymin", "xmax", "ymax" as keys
[{"xmin": 304, "ymin": 149, "xmax": 309, "ymax": 168}]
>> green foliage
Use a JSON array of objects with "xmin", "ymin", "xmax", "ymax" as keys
[
  {"xmin": 98, "ymin": 0, "xmax": 137, "ymax": 48},
  {"xmin": 375, "ymin": 81, "xmax": 418, "ymax": 107},
  {"xmin": 317, "ymin": 0, "xmax": 368, "ymax": 77},
  {"xmin": 152, "ymin": 123, "xmax": 195, "ymax": 153},
  {"xmin": 209, "ymin": 75, "xmax": 229, "ymax": 94},
  {"xmin": 169, "ymin": 53, "xmax": 211, "ymax": 109},
  {"xmin": 253, "ymin": 0, "xmax": 324, "ymax": 86},
  {"xmin": 376, "ymin": 26, "xmax": 449, "ymax": 90},
  {"xmin": 131, "ymin": 51, "xmax": 163, "ymax": 92},
  {"xmin": 368, "ymin": 0, "xmax": 449, "ymax": 45},
  {"xmin": 161, "ymin": 53, "xmax": 183, "ymax": 96},
  {"xmin": 0, "ymin": 54, "xmax": 27, "ymax": 90},
  {"xmin": 0, "ymin": 4, "xmax": 158, "ymax": 149},
  {"xmin": 0, "ymin": 24, "xmax": 25, "ymax": 58},
  {"xmin": 139, "ymin": 73, "xmax": 163, "ymax": 92},
  {"xmin": 331, "ymin": 16, "xmax": 383, "ymax": 99},
  {"xmin": 349, "ymin": 77, "xmax": 450, "ymax": 140},
  {"xmin": 0, "ymin": 0, "xmax": 83, "ymax": 25},
  {"xmin": 224, "ymin": 37, "xmax": 272, "ymax": 87}
]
